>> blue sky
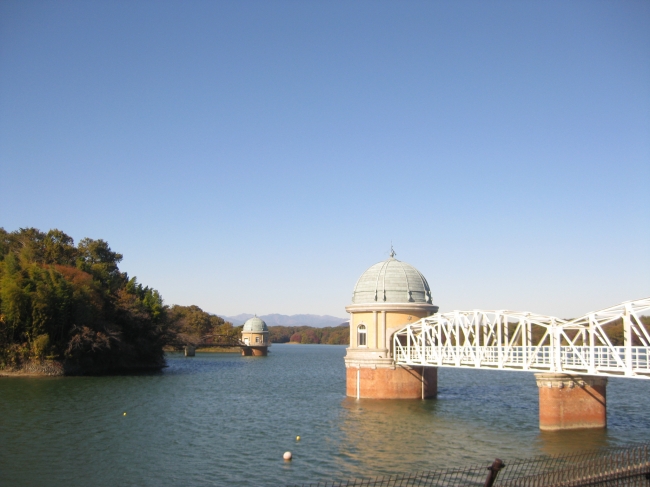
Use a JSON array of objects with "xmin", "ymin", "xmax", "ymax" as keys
[{"xmin": 1, "ymin": 1, "xmax": 648, "ymax": 319}]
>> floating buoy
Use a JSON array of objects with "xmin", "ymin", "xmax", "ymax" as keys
[
  {"xmin": 123, "ymin": 412, "xmax": 127, "ymax": 416},
  {"xmin": 283, "ymin": 451, "xmax": 292, "ymax": 461},
  {"xmin": 296, "ymin": 436, "xmax": 300, "ymax": 441}
]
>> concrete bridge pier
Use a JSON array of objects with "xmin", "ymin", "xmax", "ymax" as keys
[{"xmin": 535, "ymin": 373, "xmax": 607, "ymax": 430}]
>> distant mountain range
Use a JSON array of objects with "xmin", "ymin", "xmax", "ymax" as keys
[{"xmin": 220, "ymin": 313, "xmax": 348, "ymax": 328}]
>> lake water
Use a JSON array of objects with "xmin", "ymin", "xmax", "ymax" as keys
[{"xmin": 1, "ymin": 344, "xmax": 649, "ymax": 486}]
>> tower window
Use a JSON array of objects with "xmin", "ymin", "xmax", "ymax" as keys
[{"xmin": 358, "ymin": 324, "xmax": 367, "ymax": 347}]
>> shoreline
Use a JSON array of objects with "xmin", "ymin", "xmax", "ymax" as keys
[
  {"xmin": 0, "ymin": 360, "xmax": 166, "ymax": 377},
  {"xmin": 1, "ymin": 343, "xmax": 347, "ymax": 376},
  {"xmin": 163, "ymin": 347, "xmax": 242, "ymax": 353},
  {"xmin": 0, "ymin": 360, "xmax": 66, "ymax": 377},
  {"xmin": 193, "ymin": 347, "xmax": 241, "ymax": 353}
]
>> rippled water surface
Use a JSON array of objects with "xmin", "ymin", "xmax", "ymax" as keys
[{"xmin": 1, "ymin": 344, "xmax": 649, "ymax": 486}]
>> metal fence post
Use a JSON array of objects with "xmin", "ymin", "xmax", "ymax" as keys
[{"xmin": 483, "ymin": 458, "xmax": 505, "ymax": 487}]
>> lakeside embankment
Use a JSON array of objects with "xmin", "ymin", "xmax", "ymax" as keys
[
  {"xmin": 2, "ymin": 343, "xmax": 340, "ymax": 376},
  {"xmin": 0, "ymin": 359, "xmax": 166, "ymax": 377},
  {"xmin": 0, "ymin": 360, "xmax": 66, "ymax": 377},
  {"xmin": 192, "ymin": 347, "xmax": 240, "ymax": 353}
]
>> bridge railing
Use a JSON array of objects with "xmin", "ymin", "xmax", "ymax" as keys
[
  {"xmin": 394, "ymin": 345, "xmax": 650, "ymax": 376},
  {"xmin": 393, "ymin": 297, "xmax": 650, "ymax": 378}
]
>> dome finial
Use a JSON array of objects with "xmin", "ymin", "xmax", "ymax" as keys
[{"xmin": 390, "ymin": 244, "xmax": 396, "ymax": 259}]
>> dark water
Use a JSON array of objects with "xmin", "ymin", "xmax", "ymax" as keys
[{"xmin": 1, "ymin": 344, "xmax": 649, "ymax": 487}]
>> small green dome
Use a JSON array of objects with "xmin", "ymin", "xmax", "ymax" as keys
[
  {"xmin": 243, "ymin": 316, "xmax": 268, "ymax": 332},
  {"xmin": 352, "ymin": 256, "xmax": 432, "ymax": 305}
]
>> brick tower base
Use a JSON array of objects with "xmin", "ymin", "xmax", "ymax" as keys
[
  {"xmin": 535, "ymin": 373, "xmax": 607, "ymax": 431},
  {"xmin": 346, "ymin": 364, "xmax": 437, "ymax": 399},
  {"xmin": 241, "ymin": 347, "xmax": 268, "ymax": 356}
]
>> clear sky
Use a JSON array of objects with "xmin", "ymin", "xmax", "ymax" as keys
[{"xmin": 1, "ymin": 1, "xmax": 648, "ymax": 319}]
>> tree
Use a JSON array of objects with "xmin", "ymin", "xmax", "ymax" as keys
[
  {"xmin": 0, "ymin": 227, "xmax": 169, "ymax": 373},
  {"xmin": 290, "ymin": 333, "xmax": 302, "ymax": 343},
  {"xmin": 43, "ymin": 229, "xmax": 78, "ymax": 266},
  {"xmin": 165, "ymin": 304, "xmax": 235, "ymax": 348}
]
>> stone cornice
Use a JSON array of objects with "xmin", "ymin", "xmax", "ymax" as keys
[{"xmin": 345, "ymin": 303, "xmax": 439, "ymax": 314}]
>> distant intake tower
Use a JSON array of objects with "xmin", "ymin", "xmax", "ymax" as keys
[
  {"xmin": 345, "ymin": 251, "xmax": 438, "ymax": 399},
  {"xmin": 241, "ymin": 316, "xmax": 270, "ymax": 356}
]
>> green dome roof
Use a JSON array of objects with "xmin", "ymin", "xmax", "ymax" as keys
[
  {"xmin": 242, "ymin": 316, "xmax": 268, "ymax": 332},
  {"xmin": 352, "ymin": 256, "xmax": 432, "ymax": 305}
]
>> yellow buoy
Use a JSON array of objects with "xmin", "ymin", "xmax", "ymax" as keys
[
  {"xmin": 296, "ymin": 436, "xmax": 300, "ymax": 441},
  {"xmin": 123, "ymin": 412, "xmax": 127, "ymax": 416}
]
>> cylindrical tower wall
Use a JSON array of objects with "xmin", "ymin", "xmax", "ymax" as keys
[{"xmin": 346, "ymin": 365, "xmax": 437, "ymax": 399}]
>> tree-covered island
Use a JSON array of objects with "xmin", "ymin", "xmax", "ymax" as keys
[
  {"xmin": 0, "ymin": 227, "xmax": 235, "ymax": 375},
  {"xmin": 0, "ymin": 227, "xmax": 162, "ymax": 374}
]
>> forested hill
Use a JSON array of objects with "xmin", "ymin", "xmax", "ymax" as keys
[
  {"xmin": 0, "ymin": 227, "xmax": 173, "ymax": 373},
  {"xmin": 0, "ymin": 227, "xmax": 348, "ymax": 374},
  {"xmin": 269, "ymin": 325, "xmax": 348, "ymax": 344}
]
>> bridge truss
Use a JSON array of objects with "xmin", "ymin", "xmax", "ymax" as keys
[{"xmin": 393, "ymin": 297, "xmax": 650, "ymax": 378}]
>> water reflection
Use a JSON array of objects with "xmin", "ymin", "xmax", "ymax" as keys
[
  {"xmin": 336, "ymin": 391, "xmax": 526, "ymax": 477},
  {"xmin": 338, "ymin": 398, "xmax": 444, "ymax": 476},
  {"xmin": 536, "ymin": 428, "xmax": 609, "ymax": 456}
]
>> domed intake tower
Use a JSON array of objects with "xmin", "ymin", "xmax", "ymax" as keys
[
  {"xmin": 345, "ymin": 251, "xmax": 439, "ymax": 399},
  {"xmin": 241, "ymin": 316, "xmax": 270, "ymax": 356}
]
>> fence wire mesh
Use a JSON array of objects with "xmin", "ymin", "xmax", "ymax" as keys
[
  {"xmin": 496, "ymin": 444, "xmax": 650, "ymax": 487},
  {"xmin": 291, "ymin": 443, "xmax": 650, "ymax": 487}
]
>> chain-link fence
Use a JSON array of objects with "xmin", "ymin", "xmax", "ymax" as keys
[{"xmin": 290, "ymin": 443, "xmax": 650, "ymax": 487}]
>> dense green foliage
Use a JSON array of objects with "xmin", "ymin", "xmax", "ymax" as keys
[
  {"xmin": 269, "ymin": 325, "xmax": 349, "ymax": 344},
  {"xmin": 166, "ymin": 304, "xmax": 239, "ymax": 348},
  {"xmin": 0, "ymin": 227, "xmax": 169, "ymax": 372}
]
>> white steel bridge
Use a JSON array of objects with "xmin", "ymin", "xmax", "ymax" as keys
[{"xmin": 393, "ymin": 297, "xmax": 650, "ymax": 379}]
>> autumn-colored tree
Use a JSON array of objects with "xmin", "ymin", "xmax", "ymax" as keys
[
  {"xmin": 289, "ymin": 333, "xmax": 302, "ymax": 343},
  {"xmin": 301, "ymin": 330, "xmax": 319, "ymax": 344},
  {"xmin": 0, "ymin": 227, "xmax": 168, "ymax": 373},
  {"xmin": 270, "ymin": 326, "xmax": 348, "ymax": 345},
  {"xmin": 166, "ymin": 304, "xmax": 235, "ymax": 347}
]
